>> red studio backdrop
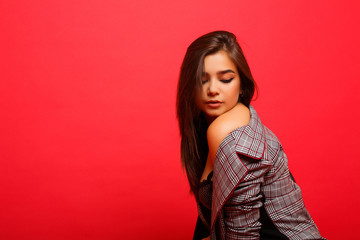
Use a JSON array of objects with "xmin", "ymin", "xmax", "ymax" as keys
[{"xmin": 1, "ymin": 0, "xmax": 359, "ymax": 239}]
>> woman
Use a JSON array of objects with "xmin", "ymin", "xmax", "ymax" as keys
[{"xmin": 176, "ymin": 31, "xmax": 325, "ymax": 240}]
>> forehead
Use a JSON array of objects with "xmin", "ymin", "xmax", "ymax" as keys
[{"xmin": 203, "ymin": 51, "xmax": 237, "ymax": 74}]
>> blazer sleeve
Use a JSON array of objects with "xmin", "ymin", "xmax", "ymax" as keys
[
  {"xmin": 211, "ymin": 130, "xmax": 325, "ymax": 239},
  {"xmin": 261, "ymin": 148, "xmax": 325, "ymax": 239}
]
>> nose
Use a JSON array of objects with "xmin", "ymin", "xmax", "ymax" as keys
[{"xmin": 207, "ymin": 80, "xmax": 219, "ymax": 96}]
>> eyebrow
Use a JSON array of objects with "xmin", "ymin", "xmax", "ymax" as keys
[
  {"xmin": 203, "ymin": 69, "xmax": 236, "ymax": 75},
  {"xmin": 218, "ymin": 69, "xmax": 235, "ymax": 74}
]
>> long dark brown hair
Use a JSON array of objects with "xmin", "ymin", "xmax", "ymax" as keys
[{"xmin": 176, "ymin": 31, "xmax": 257, "ymax": 198}]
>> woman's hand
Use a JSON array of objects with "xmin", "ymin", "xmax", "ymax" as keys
[{"xmin": 201, "ymin": 237, "xmax": 210, "ymax": 240}]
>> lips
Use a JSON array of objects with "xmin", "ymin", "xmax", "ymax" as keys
[{"xmin": 206, "ymin": 100, "xmax": 222, "ymax": 108}]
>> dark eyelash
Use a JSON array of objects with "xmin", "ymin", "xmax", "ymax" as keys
[{"xmin": 221, "ymin": 78, "xmax": 234, "ymax": 83}]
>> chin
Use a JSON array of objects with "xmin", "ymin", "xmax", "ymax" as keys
[{"xmin": 204, "ymin": 111, "xmax": 223, "ymax": 118}]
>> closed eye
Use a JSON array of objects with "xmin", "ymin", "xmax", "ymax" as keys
[{"xmin": 220, "ymin": 78, "xmax": 234, "ymax": 83}]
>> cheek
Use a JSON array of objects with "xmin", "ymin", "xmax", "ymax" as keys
[{"xmin": 229, "ymin": 83, "xmax": 241, "ymax": 101}]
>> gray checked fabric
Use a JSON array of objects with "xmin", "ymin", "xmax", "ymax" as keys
[{"xmin": 202, "ymin": 106, "xmax": 326, "ymax": 240}]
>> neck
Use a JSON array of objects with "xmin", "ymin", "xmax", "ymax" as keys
[{"xmin": 205, "ymin": 115, "xmax": 217, "ymax": 125}]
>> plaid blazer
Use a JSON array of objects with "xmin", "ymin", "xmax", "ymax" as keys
[{"xmin": 205, "ymin": 106, "xmax": 325, "ymax": 239}]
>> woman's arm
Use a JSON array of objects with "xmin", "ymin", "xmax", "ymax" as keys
[{"xmin": 261, "ymin": 148, "xmax": 325, "ymax": 239}]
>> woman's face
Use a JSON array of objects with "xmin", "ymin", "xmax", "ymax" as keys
[{"xmin": 195, "ymin": 50, "xmax": 241, "ymax": 120}]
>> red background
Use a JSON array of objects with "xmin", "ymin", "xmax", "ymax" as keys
[{"xmin": 1, "ymin": 0, "xmax": 359, "ymax": 239}]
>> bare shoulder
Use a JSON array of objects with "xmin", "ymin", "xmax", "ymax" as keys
[
  {"xmin": 207, "ymin": 103, "xmax": 250, "ymax": 163},
  {"xmin": 207, "ymin": 103, "xmax": 250, "ymax": 140}
]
